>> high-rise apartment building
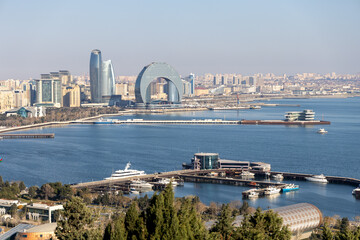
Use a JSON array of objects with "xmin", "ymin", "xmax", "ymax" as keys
[
  {"xmin": 62, "ymin": 85, "xmax": 81, "ymax": 107},
  {"xmin": 59, "ymin": 70, "xmax": 72, "ymax": 86},
  {"xmin": 35, "ymin": 74, "xmax": 62, "ymax": 107},
  {"xmin": 89, "ymin": 49, "xmax": 115, "ymax": 103}
]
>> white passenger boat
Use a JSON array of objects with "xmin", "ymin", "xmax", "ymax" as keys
[
  {"xmin": 105, "ymin": 162, "xmax": 145, "ymax": 180},
  {"xmin": 264, "ymin": 186, "xmax": 281, "ymax": 195},
  {"xmin": 272, "ymin": 174, "xmax": 284, "ymax": 180},
  {"xmin": 240, "ymin": 171, "xmax": 255, "ymax": 177},
  {"xmin": 317, "ymin": 128, "xmax": 328, "ymax": 134},
  {"xmin": 305, "ymin": 174, "xmax": 328, "ymax": 183}
]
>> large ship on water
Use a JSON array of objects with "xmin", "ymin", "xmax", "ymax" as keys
[{"xmin": 105, "ymin": 162, "xmax": 145, "ymax": 180}]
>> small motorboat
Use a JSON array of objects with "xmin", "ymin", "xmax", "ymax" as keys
[{"xmin": 317, "ymin": 128, "xmax": 328, "ymax": 134}]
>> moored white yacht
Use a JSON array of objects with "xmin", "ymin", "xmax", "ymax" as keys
[
  {"xmin": 240, "ymin": 171, "xmax": 255, "ymax": 177},
  {"xmin": 157, "ymin": 178, "xmax": 178, "ymax": 187},
  {"xmin": 264, "ymin": 186, "xmax": 281, "ymax": 195},
  {"xmin": 105, "ymin": 162, "xmax": 145, "ymax": 180},
  {"xmin": 130, "ymin": 180, "xmax": 153, "ymax": 190},
  {"xmin": 272, "ymin": 174, "xmax": 284, "ymax": 180},
  {"xmin": 242, "ymin": 189, "xmax": 259, "ymax": 198},
  {"xmin": 305, "ymin": 174, "xmax": 328, "ymax": 183}
]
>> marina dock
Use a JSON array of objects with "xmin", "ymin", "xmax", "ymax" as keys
[{"xmin": 71, "ymin": 169, "xmax": 360, "ymax": 193}]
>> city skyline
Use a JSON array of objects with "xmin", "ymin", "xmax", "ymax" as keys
[{"xmin": 0, "ymin": 0, "xmax": 359, "ymax": 80}]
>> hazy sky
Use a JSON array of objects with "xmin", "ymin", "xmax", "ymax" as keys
[{"xmin": 0, "ymin": 0, "xmax": 359, "ymax": 79}]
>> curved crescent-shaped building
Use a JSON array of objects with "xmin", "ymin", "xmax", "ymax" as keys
[
  {"xmin": 135, "ymin": 62, "xmax": 183, "ymax": 104},
  {"xmin": 273, "ymin": 203, "xmax": 323, "ymax": 233}
]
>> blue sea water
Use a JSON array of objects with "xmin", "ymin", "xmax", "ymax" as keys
[{"xmin": 0, "ymin": 97, "xmax": 359, "ymax": 218}]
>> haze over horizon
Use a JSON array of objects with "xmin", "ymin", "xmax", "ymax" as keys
[{"xmin": 0, "ymin": 0, "xmax": 359, "ymax": 80}]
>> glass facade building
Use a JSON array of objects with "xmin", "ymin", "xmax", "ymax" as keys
[
  {"xmin": 90, "ymin": 49, "xmax": 102, "ymax": 103},
  {"xmin": 101, "ymin": 60, "xmax": 115, "ymax": 99},
  {"xmin": 193, "ymin": 153, "xmax": 219, "ymax": 170},
  {"xmin": 90, "ymin": 50, "xmax": 115, "ymax": 103}
]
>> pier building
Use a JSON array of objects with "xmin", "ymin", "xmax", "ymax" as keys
[
  {"xmin": 285, "ymin": 109, "xmax": 315, "ymax": 121},
  {"xmin": 183, "ymin": 153, "xmax": 219, "ymax": 170},
  {"xmin": 183, "ymin": 153, "xmax": 271, "ymax": 172}
]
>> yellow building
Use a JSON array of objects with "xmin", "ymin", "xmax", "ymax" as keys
[
  {"xmin": 62, "ymin": 85, "xmax": 80, "ymax": 107},
  {"xmin": 0, "ymin": 90, "xmax": 15, "ymax": 112},
  {"xmin": 195, "ymin": 88, "xmax": 209, "ymax": 96}
]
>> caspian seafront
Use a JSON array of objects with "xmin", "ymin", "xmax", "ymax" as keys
[{"xmin": 0, "ymin": 97, "xmax": 359, "ymax": 218}]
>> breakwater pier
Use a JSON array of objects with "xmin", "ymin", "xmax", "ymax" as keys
[{"xmin": 71, "ymin": 169, "xmax": 359, "ymax": 194}]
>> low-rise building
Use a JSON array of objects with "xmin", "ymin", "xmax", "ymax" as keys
[{"xmin": 15, "ymin": 223, "xmax": 58, "ymax": 240}]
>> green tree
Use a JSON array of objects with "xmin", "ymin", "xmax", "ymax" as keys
[
  {"xmin": 239, "ymin": 201, "xmax": 249, "ymax": 215},
  {"xmin": 40, "ymin": 183, "xmax": 55, "ymax": 200},
  {"xmin": 10, "ymin": 182, "xmax": 20, "ymax": 195},
  {"xmin": 124, "ymin": 202, "xmax": 140, "ymax": 240},
  {"xmin": 55, "ymin": 196, "xmax": 95, "ymax": 240},
  {"xmin": 335, "ymin": 217, "xmax": 355, "ymax": 240},
  {"xmin": 161, "ymin": 184, "xmax": 181, "ymax": 240},
  {"xmin": 10, "ymin": 203, "xmax": 17, "ymax": 218},
  {"xmin": 0, "ymin": 176, "xmax": 3, "ymax": 187},
  {"xmin": 322, "ymin": 223, "xmax": 333, "ymax": 240},
  {"xmin": 210, "ymin": 204, "xmax": 235, "ymax": 240},
  {"xmin": 234, "ymin": 208, "xmax": 291, "ymax": 240},
  {"xmin": 28, "ymin": 186, "xmax": 39, "ymax": 199},
  {"xmin": 112, "ymin": 216, "xmax": 127, "ymax": 240},
  {"xmin": 178, "ymin": 198, "xmax": 207, "ymax": 240},
  {"xmin": 19, "ymin": 181, "xmax": 26, "ymax": 191},
  {"xmin": 103, "ymin": 223, "xmax": 112, "ymax": 240},
  {"xmin": 146, "ymin": 193, "xmax": 164, "ymax": 239}
]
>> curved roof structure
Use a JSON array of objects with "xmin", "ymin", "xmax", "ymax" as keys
[
  {"xmin": 273, "ymin": 203, "xmax": 322, "ymax": 233},
  {"xmin": 135, "ymin": 62, "xmax": 183, "ymax": 104}
]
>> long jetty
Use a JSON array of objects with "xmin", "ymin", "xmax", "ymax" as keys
[
  {"xmin": 0, "ymin": 133, "xmax": 54, "ymax": 139},
  {"xmin": 74, "ymin": 119, "xmax": 330, "ymax": 125},
  {"xmin": 71, "ymin": 169, "xmax": 359, "ymax": 193}
]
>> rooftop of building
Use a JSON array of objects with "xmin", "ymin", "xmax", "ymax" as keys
[{"xmin": 22, "ymin": 223, "xmax": 57, "ymax": 233}]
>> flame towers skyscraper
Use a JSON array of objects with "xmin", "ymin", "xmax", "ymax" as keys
[{"xmin": 90, "ymin": 49, "xmax": 115, "ymax": 103}]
